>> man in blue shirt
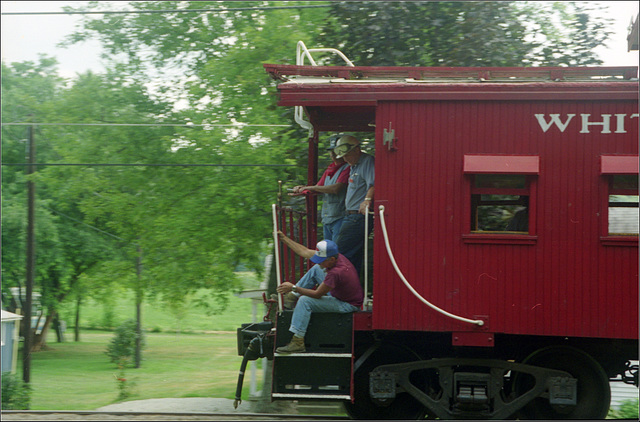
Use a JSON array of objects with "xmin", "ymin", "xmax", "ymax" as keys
[{"xmin": 333, "ymin": 135, "xmax": 375, "ymax": 276}]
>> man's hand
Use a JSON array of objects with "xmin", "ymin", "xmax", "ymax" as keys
[
  {"xmin": 289, "ymin": 185, "xmax": 310, "ymax": 196},
  {"xmin": 277, "ymin": 282, "xmax": 294, "ymax": 294},
  {"xmin": 359, "ymin": 199, "xmax": 372, "ymax": 215}
]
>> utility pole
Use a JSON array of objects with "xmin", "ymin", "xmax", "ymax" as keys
[{"xmin": 23, "ymin": 124, "xmax": 35, "ymax": 383}]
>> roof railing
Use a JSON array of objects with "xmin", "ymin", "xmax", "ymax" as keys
[
  {"xmin": 296, "ymin": 40, "xmax": 355, "ymax": 67},
  {"xmin": 294, "ymin": 41, "xmax": 354, "ymax": 133},
  {"xmin": 268, "ymin": 64, "xmax": 638, "ymax": 81}
]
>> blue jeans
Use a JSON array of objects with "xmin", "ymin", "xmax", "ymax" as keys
[
  {"xmin": 322, "ymin": 217, "xmax": 344, "ymax": 241},
  {"xmin": 334, "ymin": 213, "xmax": 373, "ymax": 276},
  {"xmin": 289, "ymin": 265, "xmax": 359, "ymax": 337}
]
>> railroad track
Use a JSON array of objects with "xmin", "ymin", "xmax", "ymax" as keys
[{"xmin": 1, "ymin": 410, "xmax": 350, "ymax": 421}]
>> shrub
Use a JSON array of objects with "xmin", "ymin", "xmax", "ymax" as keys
[
  {"xmin": 608, "ymin": 398, "xmax": 639, "ymax": 419},
  {"xmin": 105, "ymin": 319, "xmax": 145, "ymax": 367},
  {"xmin": 1, "ymin": 372, "xmax": 31, "ymax": 410}
]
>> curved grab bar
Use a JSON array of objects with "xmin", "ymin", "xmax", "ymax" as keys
[
  {"xmin": 296, "ymin": 41, "xmax": 355, "ymax": 67},
  {"xmin": 294, "ymin": 41, "xmax": 355, "ymax": 134},
  {"xmin": 378, "ymin": 205, "xmax": 484, "ymax": 327}
]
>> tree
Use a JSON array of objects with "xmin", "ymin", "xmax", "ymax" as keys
[
  {"xmin": 59, "ymin": 0, "xmax": 322, "ymax": 290},
  {"xmin": 518, "ymin": 1, "xmax": 614, "ymax": 66},
  {"xmin": 1, "ymin": 58, "xmax": 82, "ymax": 351},
  {"xmin": 318, "ymin": 1, "xmax": 613, "ymax": 67}
]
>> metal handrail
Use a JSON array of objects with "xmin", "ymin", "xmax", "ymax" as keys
[
  {"xmin": 296, "ymin": 40, "xmax": 355, "ymax": 67},
  {"xmin": 294, "ymin": 41, "xmax": 355, "ymax": 134}
]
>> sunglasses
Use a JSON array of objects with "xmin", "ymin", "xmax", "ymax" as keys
[{"xmin": 334, "ymin": 144, "xmax": 355, "ymax": 156}]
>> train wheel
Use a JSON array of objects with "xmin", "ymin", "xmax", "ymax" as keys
[
  {"xmin": 515, "ymin": 346, "xmax": 610, "ymax": 419},
  {"xmin": 343, "ymin": 342, "xmax": 429, "ymax": 420}
]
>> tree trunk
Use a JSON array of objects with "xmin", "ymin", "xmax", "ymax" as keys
[
  {"xmin": 53, "ymin": 313, "xmax": 64, "ymax": 342},
  {"xmin": 75, "ymin": 295, "xmax": 81, "ymax": 342},
  {"xmin": 31, "ymin": 312, "xmax": 55, "ymax": 352}
]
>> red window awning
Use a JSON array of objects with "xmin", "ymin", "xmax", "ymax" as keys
[
  {"xmin": 600, "ymin": 155, "xmax": 639, "ymax": 174},
  {"xmin": 463, "ymin": 155, "xmax": 540, "ymax": 174}
]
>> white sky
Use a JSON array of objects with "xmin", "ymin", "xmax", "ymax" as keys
[{"xmin": 1, "ymin": 0, "xmax": 639, "ymax": 79}]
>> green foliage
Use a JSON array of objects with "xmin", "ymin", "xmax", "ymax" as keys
[
  {"xmin": 608, "ymin": 399, "xmax": 639, "ymax": 419},
  {"xmin": 105, "ymin": 319, "xmax": 146, "ymax": 367},
  {"xmin": 1, "ymin": 372, "xmax": 32, "ymax": 410},
  {"xmin": 114, "ymin": 363, "xmax": 137, "ymax": 401},
  {"xmin": 318, "ymin": 1, "xmax": 612, "ymax": 67},
  {"xmin": 1, "ymin": 58, "xmax": 97, "ymax": 322}
]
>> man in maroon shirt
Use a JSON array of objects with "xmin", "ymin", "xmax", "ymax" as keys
[{"xmin": 275, "ymin": 232, "xmax": 363, "ymax": 353}]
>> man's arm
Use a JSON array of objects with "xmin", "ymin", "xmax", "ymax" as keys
[
  {"xmin": 277, "ymin": 281, "xmax": 331, "ymax": 299},
  {"xmin": 302, "ymin": 182, "xmax": 346, "ymax": 195},
  {"xmin": 277, "ymin": 231, "xmax": 315, "ymax": 259}
]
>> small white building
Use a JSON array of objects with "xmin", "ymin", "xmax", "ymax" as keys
[{"xmin": 1, "ymin": 309, "xmax": 23, "ymax": 373}]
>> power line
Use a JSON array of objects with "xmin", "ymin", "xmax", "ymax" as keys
[
  {"xmin": 1, "ymin": 4, "xmax": 332, "ymax": 16},
  {"xmin": 2, "ymin": 163, "xmax": 296, "ymax": 167},
  {"xmin": 1, "ymin": 122, "xmax": 289, "ymax": 128}
]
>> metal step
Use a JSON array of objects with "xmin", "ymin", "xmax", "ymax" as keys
[
  {"xmin": 275, "ymin": 311, "xmax": 353, "ymax": 353},
  {"xmin": 272, "ymin": 312, "xmax": 354, "ymax": 400},
  {"xmin": 272, "ymin": 393, "xmax": 352, "ymax": 400},
  {"xmin": 275, "ymin": 353, "xmax": 352, "ymax": 358}
]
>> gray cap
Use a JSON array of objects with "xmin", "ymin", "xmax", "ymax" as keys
[{"xmin": 326, "ymin": 134, "xmax": 341, "ymax": 150}]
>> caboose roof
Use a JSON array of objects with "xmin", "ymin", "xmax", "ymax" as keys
[{"xmin": 265, "ymin": 64, "xmax": 639, "ymax": 131}]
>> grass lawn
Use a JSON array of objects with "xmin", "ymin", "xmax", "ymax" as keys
[
  {"xmin": 57, "ymin": 272, "xmax": 262, "ymax": 333},
  {"xmin": 18, "ymin": 272, "xmax": 267, "ymax": 410},
  {"xmin": 22, "ymin": 330, "xmax": 264, "ymax": 410}
]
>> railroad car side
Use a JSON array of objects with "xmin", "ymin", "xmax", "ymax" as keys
[{"xmin": 373, "ymin": 98, "xmax": 639, "ymax": 340}]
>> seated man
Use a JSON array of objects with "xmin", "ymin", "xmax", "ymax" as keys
[{"xmin": 275, "ymin": 232, "xmax": 363, "ymax": 353}]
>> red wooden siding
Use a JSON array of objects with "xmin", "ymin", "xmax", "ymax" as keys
[{"xmin": 373, "ymin": 100, "xmax": 638, "ymax": 339}]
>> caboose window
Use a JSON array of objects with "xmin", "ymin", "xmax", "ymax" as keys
[
  {"xmin": 463, "ymin": 155, "xmax": 538, "ymax": 243},
  {"xmin": 600, "ymin": 156, "xmax": 639, "ymax": 242},
  {"xmin": 471, "ymin": 175, "xmax": 530, "ymax": 233},
  {"xmin": 608, "ymin": 176, "xmax": 639, "ymax": 236}
]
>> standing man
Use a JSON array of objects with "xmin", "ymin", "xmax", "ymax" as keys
[
  {"xmin": 275, "ymin": 233, "xmax": 363, "ymax": 354},
  {"xmin": 333, "ymin": 135, "xmax": 375, "ymax": 276},
  {"xmin": 290, "ymin": 135, "xmax": 350, "ymax": 241}
]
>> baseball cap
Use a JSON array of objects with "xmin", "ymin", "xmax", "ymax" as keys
[
  {"xmin": 310, "ymin": 240, "xmax": 339, "ymax": 264},
  {"xmin": 326, "ymin": 134, "xmax": 341, "ymax": 150}
]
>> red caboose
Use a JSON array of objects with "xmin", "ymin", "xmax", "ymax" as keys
[{"xmin": 236, "ymin": 46, "xmax": 638, "ymax": 420}]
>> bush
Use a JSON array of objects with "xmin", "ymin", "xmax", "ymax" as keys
[
  {"xmin": 1, "ymin": 372, "xmax": 31, "ymax": 410},
  {"xmin": 105, "ymin": 319, "xmax": 146, "ymax": 367},
  {"xmin": 608, "ymin": 399, "xmax": 639, "ymax": 419}
]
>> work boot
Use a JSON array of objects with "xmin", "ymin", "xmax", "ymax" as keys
[
  {"xmin": 283, "ymin": 292, "xmax": 299, "ymax": 310},
  {"xmin": 276, "ymin": 335, "xmax": 305, "ymax": 354}
]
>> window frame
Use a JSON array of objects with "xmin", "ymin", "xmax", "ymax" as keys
[
  {"xmin": 462, "ymin": 155, "xmax": 539, "ymax": 245},
  {"xmin": 600, "ymin": 155, "xmax": 639, "ymax": 246}
]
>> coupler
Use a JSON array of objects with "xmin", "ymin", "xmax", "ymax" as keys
[{"xmin": 233, "ymin": 322, "xmax": 274, "ymax": 408}]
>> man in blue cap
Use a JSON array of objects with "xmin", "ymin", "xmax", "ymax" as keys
[{"xmin": 275, "ymin": 232, "xmax": 364, "ymax": 354}]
